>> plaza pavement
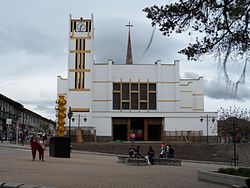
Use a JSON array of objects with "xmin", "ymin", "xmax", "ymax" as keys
[{"xmin": 0, "ymin": 142, "xmax": 230, "ymax": 188}]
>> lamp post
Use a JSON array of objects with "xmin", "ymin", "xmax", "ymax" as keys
[
  {"xmin": 200, "ymin": 115, "xmax": 215, "ymax": 143},
  {"xmin": 67, "ymin": 106, "xmax": 73, "ymax": 138},
  {"xmin": 72, "ymin": 114, "xmax": 87, "ymax": 128},
  {"xmin": 231, "ymin": 120, "xmax": 238, "ymax": 167}
]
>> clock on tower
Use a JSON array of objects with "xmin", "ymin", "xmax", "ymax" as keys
[{"xmin": 76, "ymin": 21, "xmax": 86, "ymax": 32}]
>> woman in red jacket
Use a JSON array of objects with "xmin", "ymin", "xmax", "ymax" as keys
[{"xmin": 30, "ymin": 136, "xmax": 38, "ymax": 161}]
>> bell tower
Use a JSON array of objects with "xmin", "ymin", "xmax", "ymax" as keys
[{"xmin": 67, "ymin": 14, "xmax": 94, "ymax": 124}]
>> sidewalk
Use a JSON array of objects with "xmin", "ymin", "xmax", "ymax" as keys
[
  {"xmin": 0, "ymin": 142, "xmax": 229, "ymax": 188},
  {"xmin": 0, "ymin": 141, "xmax": 31, "ymax": 150}
]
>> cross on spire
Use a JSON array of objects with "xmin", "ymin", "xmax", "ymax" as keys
[
  {"xmin": 126, "ymin": 22, "xmax": 133, "ymax": 30},
  {"xmin": 125, "ymin": 21, "xmax": 133, "ymax": 64}
]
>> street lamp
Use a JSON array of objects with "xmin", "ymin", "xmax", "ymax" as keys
[
  {"xmin": 231, "ymin": 120, "xmax": 238, "ymax": 167},
  {"xmin": 72, "ymin": 114, "xmax": 87, "ymax": 128},
  {"xmin": 200, "ymin": 115, "xmax": 216, "ymax": 143},
  {"xmin": 67, "ymin": 106, "xmax": 73, "ymax": 138}
]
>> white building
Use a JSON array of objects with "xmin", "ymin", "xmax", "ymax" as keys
[{"xmin": 57, "ymin": 15, "xmax": 216, "ymax": 141}]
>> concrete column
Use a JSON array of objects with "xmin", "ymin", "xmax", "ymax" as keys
[
  {"xmin": 127, "ymin": 118, "xmax": 131, "ymax": 141},
  {"xmin": 144, "ymin": 118, "xmax": 148, "ymax": 141}
]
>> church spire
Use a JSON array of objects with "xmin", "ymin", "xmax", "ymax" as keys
[{"xmin": 125, "ymin": 22, "xmax": 133, "ymax": 64}]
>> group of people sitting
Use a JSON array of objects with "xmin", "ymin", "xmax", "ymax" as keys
[
  {"xmin": 128, "ymin": 142, "xmax": 175, "ymax": 165},
  {"xmin": 159, "ymin": 142, "xmax": 175, "ymax": 159}
]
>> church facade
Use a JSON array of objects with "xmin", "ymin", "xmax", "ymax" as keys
[{"xmin": 56, "ymin": 15, "xmax": 216, "ymax": 141}]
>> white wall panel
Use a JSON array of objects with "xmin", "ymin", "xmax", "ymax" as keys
[
  {"xmin": 57, "ymin": 77, "xmax": 68, "ymax": 94},
  {"xmin": 92, "ymin": 117, "xmax": 111, "ymax": 136}
]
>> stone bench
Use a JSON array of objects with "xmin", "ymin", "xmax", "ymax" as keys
[
  {"xmin": 153, "ymin": 158, "xmax": 181, "ymax": 166},
  {"xmin": 117, "ymin": 155, "xmax": 147, "ymax": 166},
  {"xmin": 117, "ymin": 155, "xmax": 129, "ymax": 163},
  {"xmin": 117, "ymin": 155, "xmax": 181, "ymax": 166},
  {"xmin": 126, "ymin": 158, "xmax": 148, "ymax": 166}
]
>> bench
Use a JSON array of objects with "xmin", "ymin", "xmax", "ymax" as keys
[
  {"xmin": 126, "ymin": 158, "xmax": 148, "ymax": 166},
  {"xmin": 153, "ymin": 158, "xmax": 181, "ymax": 166},
  {"xmin": 117, "ymin": 155, "xmax": 147, "ymax": 166},
  {"xmin": 117, "ymin": 155, "xmax": 129, "ymax": 163},
  {"xmin": 117, "ymin": 155, "xmax": 181, "ymax": 166}
]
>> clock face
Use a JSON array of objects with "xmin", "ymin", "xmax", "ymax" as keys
[{"xmin": 76, "ymin": 21, "xmax": 86, "ymax": 32}]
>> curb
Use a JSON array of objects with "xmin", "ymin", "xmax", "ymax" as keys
[
  {"xmin": 197, "ymin": 170, "xmax": 248, "ymax": 187},
  {"xmin": 0, "ymin": 181, "xmax": 54, "ymax": 188}
]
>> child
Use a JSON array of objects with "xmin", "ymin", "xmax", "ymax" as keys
[{"xmin": 37, "ymin": 141, "xmax": 45, "ymax": 161}]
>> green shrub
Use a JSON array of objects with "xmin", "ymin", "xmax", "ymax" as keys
[{"xmin": 218, "ymin": 168, "xmax": 250, "ymax": 177}]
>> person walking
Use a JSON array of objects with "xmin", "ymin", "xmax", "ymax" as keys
[
  {"xmin": 37, "ymin": 141, "xmax": 45, "ymax": 161},
  {"xmin": 130, "ymin": 131, "xmax": 136, "ymax": 144},
  {"xmin": 0, "ymin": 131, "xmax": 3, "ymax": 143},
  {"xmin": 30, "ymin": 136, "xmax": 38, "ymax": 161}
]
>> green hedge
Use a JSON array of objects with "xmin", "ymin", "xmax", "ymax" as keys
[{"xmin": 218, "ymin": 168, "xmax": 250, "ymax": 177}]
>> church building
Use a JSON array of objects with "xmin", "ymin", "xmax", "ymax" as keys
[{"xmin": 56, "ymin": 15, "xmax": 216, "ymax": 141}]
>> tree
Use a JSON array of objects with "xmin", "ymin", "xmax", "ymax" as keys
[
  {"xmin": 217, "ymin": 106, "xmax": 250, "ymax": 142},
  {"xmin": 143, "ymin": 1, "xmax": 250, "ymax": 96}
]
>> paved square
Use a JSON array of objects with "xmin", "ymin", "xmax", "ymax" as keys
[{"xmin": 0, "ymin": 146, "xmax": 229, "ymax": 188}]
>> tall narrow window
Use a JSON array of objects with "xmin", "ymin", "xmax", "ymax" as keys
[
  {"xmin": 122, "ymin": 83, "xmax": 129, "ymax": 100},
  {"xmin": 113, "ymin": 82, "xmax": 156, "ymax": 110},
  {"xmin": 140, "ymin": 84, "xmax": 147, "ymax": 100}
]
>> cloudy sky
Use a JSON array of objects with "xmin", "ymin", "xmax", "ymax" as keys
[{"xmin": 0, "ymin": 0, "xmax": 249, "ymax": 120}]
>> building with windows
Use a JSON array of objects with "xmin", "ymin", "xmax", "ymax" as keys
[
  {"xmin": 0, "ymin": 93, "xmax": 55, "ymax": 141},
  {"xmin": 57, "ymin": 15, "xmax": 216, "ymax": 141}
]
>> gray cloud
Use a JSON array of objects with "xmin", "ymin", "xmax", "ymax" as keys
[
  {"xmin": 204, "ymin": 79, "xmax": 250, "ymax": 100},
  {"xmin": 19, "ymin": 99, "xmax": 55, "ymax": 119},
  {"xmin": 0, "ymin": 23, "xmax": 65, "ymax": 57}
]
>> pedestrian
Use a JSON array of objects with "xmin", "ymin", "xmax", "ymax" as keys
[
  {"xmin": 20, "ymin": 131, "xmax": 25, "ymax": 146},
  {"xmin": 30, "ymin": 136, "xmax": 38, "ymax": 161},
  {"xmin": 130, "ymin": 131, "xmax": 136, "ymax": 144},
  {"xmin": 0, "ymin": 131, "xmax": 3, "ymax": 143},
  {"xmin": 37, "ymin": 141, "xmax": 45, "ymax": 161}
]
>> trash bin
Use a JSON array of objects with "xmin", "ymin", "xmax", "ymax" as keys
[{"xmin": 49, "ymin": 136, "xmax": 71, "ymax": 158}]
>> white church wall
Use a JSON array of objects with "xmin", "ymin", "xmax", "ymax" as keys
[
  {"xmin": 158, "ymin": 102, "xmax": 177, "ymax": 112},
  {"xmin": 84, "ymin": 72, "xmax": 92, "ymax": 89},
  {"xmin": 179, "ymin": 91, "xmax": 193, "ymax": 111},
  {"xmin": 193, "ymin": 95, "xmax": 204, "ymax": 111},
  {"xmin": 191, "ymin": 77, "xmax": 204, "ymax": 94},
  {"xmin": 157, "ymin": 84, "xmax": 177, "ymax": 112},
  {"xmin": 92, "ymin": 65, "xmax": 109, "ymax": 81},
  {"xmin": 85, "ymin": 54, "xmax": 92, "ymax": 70},
  {"xmin": 92, "ymin": 116, "xmax": 111, "ymax": 136},
  {"xmin": 159, "ymin": 84, "xmax": 177, "ymax": 100},
  {"xmin": 68, "ymin": 91, "xmax": 91, "ymax": 109},
  {"xmin": 57, "ymin": 77, "xmax": 68, "ymax": 95},
  {"xmin": 92, "ymin": 83, "xmax": 109, "ymax": 99},
  {"xmin": 111, "ymin": 65, "xmax": 158, "ymax": 82},
  {"xmin": 68, "ymin": 53, "xmax": 75, "ymax": 70},
  {"xmin": 92, "ymin": 102, "xmax": 109, "ymax": 111},
  {"xmin": 160, "ymin": 65, "xmax": 178, "ymax": 82},
  {"xmin": 68, "ymin": 112, "xmax": 91, "ymax": 128}
]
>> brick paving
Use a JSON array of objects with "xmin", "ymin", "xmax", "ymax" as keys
[{"xmin": 0, "ymin": 142, "xmax": 229, "ymax": 188}]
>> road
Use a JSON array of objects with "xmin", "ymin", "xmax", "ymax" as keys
[{"xmin": 0, "ymin": 146, "xmax": 229, "ymax": 188}]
